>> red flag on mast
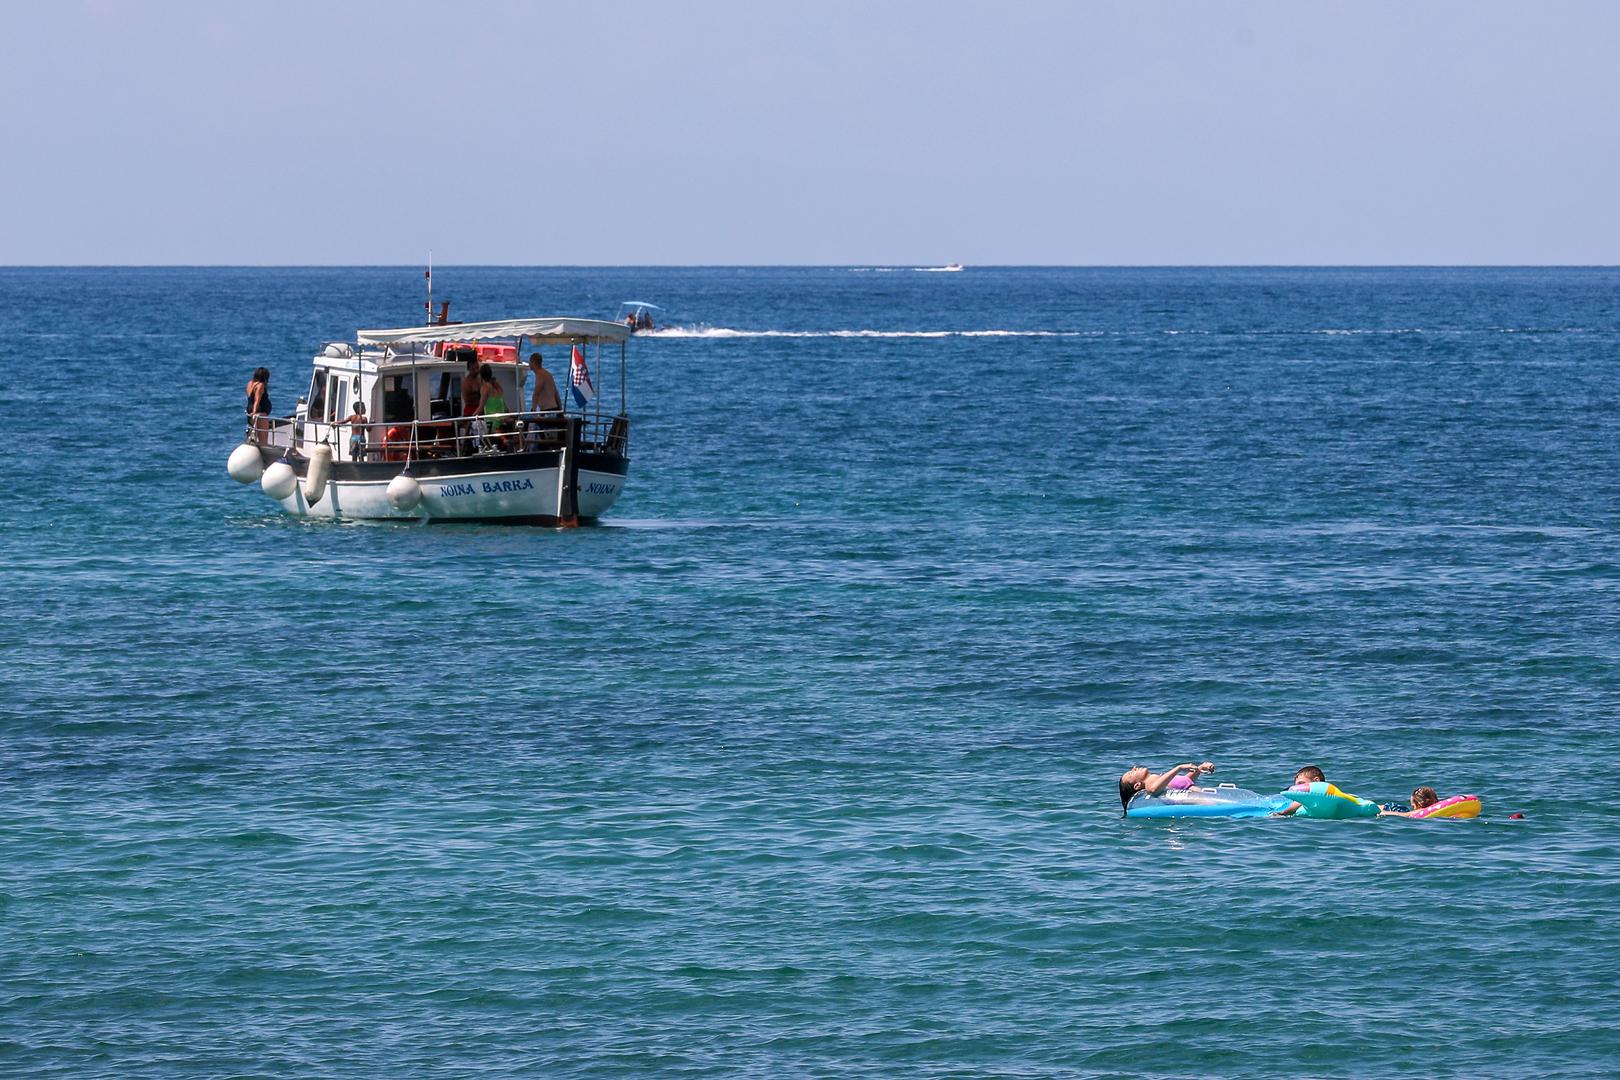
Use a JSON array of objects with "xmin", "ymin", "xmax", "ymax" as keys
[{"xmin": 569, "ymin": 346, "xmax": 595, "ymax": 407}]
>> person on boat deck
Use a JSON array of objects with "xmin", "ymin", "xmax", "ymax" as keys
[
  {"xmin": 1275, "ymin": 764, "xmax": 1327, "ymax": 817},
  {"xmin": 482, "ymin": 367, "xmax": 511, "ymax": 442},
  {"xmin": 1380, "ymin": 786, "xmax": 1441, "ymax": 818},
  {"xmin": 344, "ymin": 401, "xmax": 369, "ymax": 461},
  {"xmin": 457, "ymin": 358, "xmax": 486, "ymax": 454},
  {"xmin": 461, "ymin": 356, "xmax": 484, "ymax": 417},
  {"xmin": 528, "ymin": 352, "xmax": 561, "ymax": 413},
  {"xmin": 245, "ymin": 367, "xmax": 272, "ymax": 438},
  {"xmin": 1118, "ymin": 761, "xmax": 1215, "ymax": 813}
]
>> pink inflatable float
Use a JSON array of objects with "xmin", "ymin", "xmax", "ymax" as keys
[{"xmin": 1408, "ymin": 794, "xmax": 1482, "ymax": 819}]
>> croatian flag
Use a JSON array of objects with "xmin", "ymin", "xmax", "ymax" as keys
[{"xmin": 569, "ymin": 345, "xmax": 595, "ymax": 407}]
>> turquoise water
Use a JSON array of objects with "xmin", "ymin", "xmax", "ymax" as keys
[{"xmin": 4, "ymin": 266, "xmax": 1620, "ymax": 1076}]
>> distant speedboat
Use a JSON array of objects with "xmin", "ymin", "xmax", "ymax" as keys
[
  {"xmin": 943, "ymin": 263, "xmax": 964, "ymax": 272},
  {"xmin": 616, "ymin": 300, "xmax": 661, "ymax": 333}
]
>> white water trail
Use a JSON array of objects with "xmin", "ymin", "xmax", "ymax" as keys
[{"xmin": 641, "ymin": 327, "xmax": 1095, "ymax": 340}]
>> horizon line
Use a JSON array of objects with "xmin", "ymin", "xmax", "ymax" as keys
[{"xmin": 4, "ymin": 263, "xmax": 1620, "ymax": 270}]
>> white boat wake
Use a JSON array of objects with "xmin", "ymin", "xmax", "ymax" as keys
[
  {"xmin": 641, "ymin": 327, "xmax": 1096, "ymax": 339},
  {"xmin": 636, "ymin": 325, "xmax": 1595, "ymax": 341}
]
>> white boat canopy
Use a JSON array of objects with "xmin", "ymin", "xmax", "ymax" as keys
[{"xmin": 357, "ymin": 317, "xmax": 632, "ymax": 347}]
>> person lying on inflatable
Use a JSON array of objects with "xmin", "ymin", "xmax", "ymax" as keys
[
  {"xmin": 1379, "ymin": 786, "xmax": 1483, "ymax": 819},
  {"xmin": 1118, "ymin": 760, "xmax": 1215, "ymax": 815}
]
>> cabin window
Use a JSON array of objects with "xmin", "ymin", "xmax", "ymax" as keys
[
  {"xmin": 382, "ymin": 374, "xmax": 416, "ymax": 423},
  {"xmin": 334, "ymin": 379, "xmax": 349, "ymax": 424},
  {"xmin": 325, "ymin": 374, "xmax": 342, "ymax": 422},
  {"xmin": 308, "ymin": 368, "xmax": 327, "ymax": 419},
  {"xmin": 432, "ymin": 372, "xmax": 456, "ymax": 420}
]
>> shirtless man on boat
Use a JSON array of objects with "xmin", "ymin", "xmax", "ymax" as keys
[{"xmin": 528, "ymin": 352, "xmax": 561, "ymax": 412}]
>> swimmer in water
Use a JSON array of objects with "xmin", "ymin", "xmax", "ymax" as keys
[
  {"xmin": 1118, "ymin": 761, "xmax": 1215, "ymax": 814},
  {"xmin": 1380, "ymin": 786, "xmax": 1441, "ymax": 817},
  {"xmin": 1275, "ymin": 764, "xmax": 1326, "ymax": 817}
]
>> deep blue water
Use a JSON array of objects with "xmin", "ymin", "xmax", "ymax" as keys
[{"xmin": 4, "ymin": 266, "xmax": 1620, "ymax": 1077}]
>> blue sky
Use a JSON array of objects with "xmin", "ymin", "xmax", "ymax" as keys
[{"xmin": 3, "ymin": 1, "xmax": 1617, "ymax": 264}]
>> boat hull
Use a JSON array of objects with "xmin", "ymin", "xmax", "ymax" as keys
[{"xmin": 256, "ymin": 447, "xmax": 628, "ymax": 523}]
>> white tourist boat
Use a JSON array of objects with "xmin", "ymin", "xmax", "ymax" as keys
[{"xmin": 226, "ymin": 316, "xmax": 633, "ymax": 525}]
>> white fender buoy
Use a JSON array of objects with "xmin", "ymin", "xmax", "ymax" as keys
[
  {"xmin": 261, "ymin": 459, "xmax": 298, "ymax": 501},
  {"xmin": 386, "ymin": 470, "xmax": 423, "ymax": 512},
  {"xmin": 227, "ymin": 443, "xmax": 264, "ymax": 484},
  {"xmin": 304, "ymin": 444, "xmax": 333, "ymax": 506}
]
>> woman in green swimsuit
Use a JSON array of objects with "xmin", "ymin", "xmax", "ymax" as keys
[{"xmin": 482, "ymin": 368, "xmax": 510, "ymax": 442}]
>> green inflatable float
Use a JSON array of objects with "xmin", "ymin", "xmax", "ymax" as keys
[{"xmin": 1284, "ymin": 781, "xmax": 1380, "ymax": 819}]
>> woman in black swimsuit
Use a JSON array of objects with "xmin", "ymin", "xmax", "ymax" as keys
[{"xmin": 245, "ymin": 367, "xmax": 272, "ymax": 439}]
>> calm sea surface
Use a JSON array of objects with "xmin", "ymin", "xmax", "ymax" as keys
[{"xmin": 3, "ymin": 266, "xmax": 1619, "ymax": 1077}]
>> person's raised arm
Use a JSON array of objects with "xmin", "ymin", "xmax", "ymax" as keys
[{"xmin": 1142, "ymin": 761, "xmax": 1213, "ymax": 795}]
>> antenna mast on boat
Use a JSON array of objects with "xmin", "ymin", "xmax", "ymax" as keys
[{"xmin": 424, "ymin": 250, "xmax": 433, "ymax": 325}]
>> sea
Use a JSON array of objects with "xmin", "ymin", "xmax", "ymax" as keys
[{"xmin": 3, "ymin": 266, "xmax": 1619, "ymax": 1078}]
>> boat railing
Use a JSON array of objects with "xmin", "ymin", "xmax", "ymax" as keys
[
  {"xmin": 246, "ymin": 415, "xmax": 296, "ymax": 449},
  {"xmin": 244, "ymin": 410, "xmax": 628, "ymax": 463}
]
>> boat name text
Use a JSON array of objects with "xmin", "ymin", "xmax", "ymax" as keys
[{"xmin": 438, "ymin": 478, "xmax": 535, "ymax": 497}]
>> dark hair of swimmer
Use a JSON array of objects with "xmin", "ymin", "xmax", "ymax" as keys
[
  {"xmin": 1411, "ymin": 786, "xmax": 1439, "ymax": 809},
  {"xmin": 1294, "ymin": 765, "xmax": 1325, "ymax": 784},
  {"xmin": 1118, "ymin": 765, "xmax": 1152, "ymax": 815}
]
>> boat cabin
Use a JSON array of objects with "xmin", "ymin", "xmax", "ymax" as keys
[{"xmin": 254, "ymin": 317, "xmax": 631, "ymax": 465}]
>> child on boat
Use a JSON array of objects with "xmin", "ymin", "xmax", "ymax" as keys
[
  {"xmin": 345, "ymin": 401, "xmax": 370, "ymax": 461},
  {"xmin": 1118, "ymin": 761, "xmax": 1215, "ymax": 813}
]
